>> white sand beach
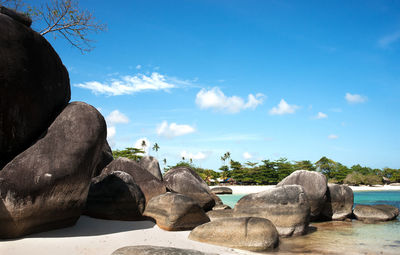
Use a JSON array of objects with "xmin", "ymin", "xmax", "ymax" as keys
[
  {"xmin": 0, "ymin": 216, "xmax": 253, "ymax": 255},
  {"xmin": 211, "ymin": 184, "xmax": 400, "ymax": 194}
]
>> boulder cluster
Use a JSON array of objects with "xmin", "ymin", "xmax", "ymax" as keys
[{"xmin": 0, "ymin": 7, "xmax": 398, "ymax": 254}]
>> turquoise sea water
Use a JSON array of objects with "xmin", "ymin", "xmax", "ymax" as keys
[{"xmin": 218, "ymin": 191, "xmax": 400, "ymax": 254}]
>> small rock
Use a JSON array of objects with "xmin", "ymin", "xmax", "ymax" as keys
[
  {"xmin": 321, "ymin": 184, "xmax": 353, "ymax": 220},
  {"xmin": 211, "ymin": 187, "xmax": 232, "ymax": 195},
  {"xmin": 353, "ymin": 204, "xmax": 399, "ymax": 223}
]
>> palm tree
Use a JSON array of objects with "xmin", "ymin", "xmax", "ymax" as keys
[
  {"xmin": 152, "ymin": 142, "xmax": 160, "ymax": 158},
  {"xmin": 163, "ymin": 158, "xmax": 167, "ymax": 166},
  {"xmin": 141, "ymin": 140, "xmax": 147, "ymax": 154}
]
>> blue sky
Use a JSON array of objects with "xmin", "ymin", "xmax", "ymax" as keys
[{"xmin": 33, "ymin": 0, "xmax": 400, "ymax": 170}]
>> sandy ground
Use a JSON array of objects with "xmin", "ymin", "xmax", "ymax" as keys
[
  {"xmin": 0, "ymin": 216, "xmax": 254, "ymax": 255},
  {"xmin": 211, "ymin": 184, "xmax": 400, "ymax": 194}
]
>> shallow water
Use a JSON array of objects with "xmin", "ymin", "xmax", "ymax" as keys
[{"xmin": 218, "ymin": 191, "xmax": 400, "ymax": 254}]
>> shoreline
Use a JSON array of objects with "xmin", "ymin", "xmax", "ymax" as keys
[{"xmin": 210, "ymin": 184, "xmax": 400, "ymax": 194}]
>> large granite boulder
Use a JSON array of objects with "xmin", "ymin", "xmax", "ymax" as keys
[
  {"xmin": 206, "ymin": 209, "xmax": 233, "ymax": 221},
  {"xmin": 139, "ymin": 156, "xmax": 163, "ymax": 181},
  {"xmin": 234, "ymin": 185, "xmax": 310, "ymax": 237},
  {"xmin": 0, "ymin": 7, "xmax": 70, "ymax": 169},
  {"xmin": 189, "ymin": 217, "xmax": 279, "ymax": 251},
  {"xmin": 210, "ymin": 187, "xmax": 232, "ymax": 195},
  {"xmin": 0, "ymin": 102, "xmax": 106, "ymax": 238},
  {"xmin": 143, "ymin": 192, "xmax": 210, "ymax": 231},
  {"xmin": 84, "ymin": 171, "xmax": 145, "ymax": 220},
  {"xmin": 353, "ymin": 204, "xmax": 399, "ymax": 223},
  {"xmin": 101, "ymin": 157, "xmax": 166, "ymax": 203},
  {"xmin": 112, "ymin": 245, "xmax": 215, "ymax": 255},
  {"xmin": 164, "ymin": 167, "xmax": 215, "ymax": 211},
  {"xmin": 321, "ymin": 184, "xmax": 354, "ymax": 220},
  {"xmin": 277, "ymin": 170, "xmax": 327, "ymax": 219},
  {"xmin": 92, "ymin": 141, "xmax": 113, "ymax": 177}
]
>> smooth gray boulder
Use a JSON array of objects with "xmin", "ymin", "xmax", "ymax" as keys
[
  {"xmin": 139, "ymin": 156, "xmax": 163, "ymax": 181},
  {"xmin": 112, "ymin": 245, "xmax": 216, "ymax": 255},
  {"xmin": 0, "ymin": 8, "xmax": 70, "ymax": 169},
  {"xmin": 143, "ymin": 192, "xmax": 209, "ymax": 231},
  {"xmin": 0, "ymin": 102, "xmax": 106, "ymax": 238},
  {"xmin": 234, "ymin": 185, "xmax": 310, "ymax": 237},
  {"xmin": 189, "ymin": 217, "xmax": 279, "ymax": 251},
  {"xmin": 164, "ymin": 167, "xmax": 215, "ymax": 211},
  {"xmin": 322, "ymin": 184, "xmax": 354, "ymax": 220},
  {"xmin": 84, "ymin": 171, "xmax": 145, "ymax": 220},
  {"xmin": 206, "ymin": 209, "xmax": 233, "ymax": 221},
  {"xmin": 277, "ymin": 170, "xmax": 327, "ymax": 219},
  {"xmin": 101, "ymin": 157, "xmax": 166, "ymax": 203},
  {"xmin": 211, "ymin": 187, "xmax": 232, "ymax": 195},
  {"xmin": 353, "ymin": 204, "xmax": 399, "ymax": 223}
]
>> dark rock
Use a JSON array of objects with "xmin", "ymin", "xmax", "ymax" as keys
[
  {"xmin": 207, "ymin": 209, "xmax": 233, "ymax": 221},
  {"xmin": 0, "ymin": 102, "xmax": 106, "ymax": 238},
  {"xmin": 234, "ymin": 185, "xmax": 310, "ymax": 237},
  {"xmin": 164, "ymin": 167, "xmax": 215, "ymax": 211},
  {"xmin": 143, "ymin": 192, "xmax": 210, "ymax": 231},
  {"xmin": 353, "ymin": 204, "xmax": 399, "ymax": 223},
  {"xmin": 277, "ymin": 170, "xmax": 327, "ymax": 219},
  {"xmin": 210, "ymin": 187, "xmax": 232, "ymax": 195},
  {"xmin": 84, "ymin": 171, "xmax": 145, "ymax": 220},
  {"xmin": 0, "ymin": 10, "xmax": 70, "ymax": 169},
  {"xmin": 93, "ymin": 141, "xmax": 113, "ymax": 177},
  {"xmin": 101, "ymin": 157, "xmax": 166, "ymax": 203},
  {"xmin": 112, "ymin": 245, "xmax": 215, "ymax": 255},
  {"xmin": 189, "ymin": 217, "xmax": 279, "ymax": 251},
  {"xmin": 321, "ymin": 184, "xmax": 353, "ymax": 220},
  {"xmin": 211, "ymin": 193, "xmax": 223, "ymax": 206},
  {"xmin": 139, "ymin": 156, "xmax": 163, "ymax": 181},
  {"xmin": 0, "ymin": 6, "xmax": 32, "ymax": 27}
]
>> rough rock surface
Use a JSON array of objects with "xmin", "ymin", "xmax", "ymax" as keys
[
  {"xmin": 207, "ymin": 209, "xmax": 233, "ymax": 221},
  {"xmin": 143, "ymin": 192, "xmax": 210, "ymax": 231},
  {"xmin": 93, "ymin": 141, "xmax": 113, "ymax": 177},
  {"xmin": 164, "ymin": 167, "xmax": 215, "ymax": 211},
  {"xmin": 139, "ymin": 156, "xmax": 163, "ymax": 181},
  {"xmin": 189, "ymin": 217, "xmax": 279, "ymax": 251},
  {"xmin": 322, "ymin": 184, "xmax": 354, "ymax": 220},
  {"xmin": 210, "ymin": 187, "xmax": 232, "ymax": 195},
  {"xmin": 0, "ymin": 102, "xmax": 106, "ymax": 238},
  {"xmin": 234, "ymin": 185, "xmax": 310, "ymax": 237},
  {"xmin": 84, "ymin": 171, "xmax": 145, "ymax": 220},
  {"xmin": 0, "ymin": 9, "xmax": 70, "ymax": 169},
  {"xmin": 112, "ymin": 245, "xmax": 216, "ymax": 255},
  {"xmin": 212, "ymin": 204, "xmax": 231, "ymax": 210},
  {"xmin": 101, "ymin": 157, "xmax": 166, "ymax": 203},
  {"xmin": 277, "ymin": 170, "xmax": 327, "ymax": 218},
  {"xmin": 353, "ymin": 204, "xmax": 399, "ymax": 223}
]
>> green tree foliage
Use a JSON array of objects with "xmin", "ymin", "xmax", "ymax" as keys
[
  {"xmin": 112, "ymin": 147, "xmax": 144, "ymax": 162},
  {"xmin": 315, "ymin": 156, "xmax": 337, "ymax": 178},
  {"xmin": 293, "ymin": 160, "xmax": 316, "ymax": 171}
]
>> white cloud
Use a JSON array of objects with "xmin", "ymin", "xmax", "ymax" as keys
[
  {"xmin": 106, "ymin": 110, "xmax": 129, "ymax": 125},
  {"xmin": 269, "ymin": 99, "xmax": 299, "ymax": 115},
  {"xmin": 136, "ymin": 65, "xmax": 142, "ymax": 69},
  {"xmin": 243, "ymin": 152, "xmax": 253, "ymax": 159},
  {"xmin": 315, "ymin": 112, "xmax": 328, "ymax": 119},
  {"xmin": 74, "ymin": 72, "xmax": 176, "ymax": 96},
  {"xmin": 378, "ymin": 31, "xmax": 400, "ymax": 48},
  {"xmin": 345, "ymin": 93, "xmax": 367, "ymax": 104},
  {"xmin": 328, "ymin": 134, "xmax": 339, "ymax": 140},
  {"xmin": 180, "ymin": 150, "xmax": 207, "ymax": 160},
  {"xmin": 195, "ymin": 87, "xmax": 265, "ymax": 113},
  {"xmin": 134, "ymin": 138, "xmax": 151, "ymax": 155},
  {"xmin": 107, "ymin": 126, "xmax": 116, "ymax": 140},
  {"xmin": 157, "ymin": 121, "xmax": 195, "ymax": 138}
]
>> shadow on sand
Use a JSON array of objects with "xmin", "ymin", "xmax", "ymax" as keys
[{"xmin": 1, "ymin": 216, "xmax": 156, "ymax": 240}]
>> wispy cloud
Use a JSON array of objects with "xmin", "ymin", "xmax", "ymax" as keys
[
  {"xmin": 157, "ymin": 121, "xmax": 195, "ymax": 138},
  {"xmin": 106, "ymin": 110, "xmax": 129, "ymax": 125},
  {"xmin": 314, "ymin": 112, "xmax": 328, "ymax": 119},
  {"xmin": 243, "ymin": 152, "xmax": 253, "ymax": 159},
  {"xmin": 269, "ymin": 99, "xmax": 299, "ymax": 115},
  {"xmin": 195, "ymin": 87, "xmax": 265, "ymax": 113},
  {"xmin": 328, "ymin": 134, "xmax": 339, "ymax": 140},
  {"xmin": 345, "ymin": 93, "xmax": 367, "ymax": 104},
  {"xmin": 378, "ymin": 30, "xmax": 400, "ymax": 48},
  {"xmin": 74, "ymin": 72, "xmax": 177, "ymax": 96},
  {"xmin": 180, "ymin": 150, "xmax": 207, "ymax": 160},
  {"xmin": 198, "ymin": 133, "xmax": 265, "ymax": 142}
]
